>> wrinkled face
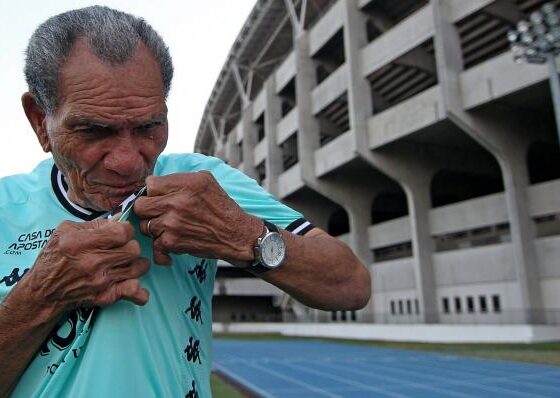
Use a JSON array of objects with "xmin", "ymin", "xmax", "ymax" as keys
[{"xmin": 43, "ymin": 38, "xmax": 168, "ymax": 211}]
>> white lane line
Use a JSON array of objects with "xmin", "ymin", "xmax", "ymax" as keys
[
  {"xmin": 279, "ymin": 361, "xmax": 412, "ymax": 398},
  {"xmin": 319, "ymin": 360, "xmax": 492, "ymax": 398},
  {"xmin": 241, "ymin": 361, "xmax": 345, "ymax": 398},
  {"xmin": 330, "ymin": 357, "xmax": 554, "ymax": 398},
  {"xmin": 350, "ymin": 356, "xmax": 560, "ymax": 393},
  {"xmin": 352, "ymin": 356, "xmax": 560, "ymax": 394}
]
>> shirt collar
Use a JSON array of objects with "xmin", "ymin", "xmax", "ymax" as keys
[{"xmin": 50, "ymin": 165, "xmax": 106, "ymax": 221}]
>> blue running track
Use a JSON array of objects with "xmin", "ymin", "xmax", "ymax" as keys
[{"xmin": 212, "ymin": 339, "xmax": 560, "ymax": 398}]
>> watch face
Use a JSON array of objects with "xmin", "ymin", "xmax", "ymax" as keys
[{"xmin": 261, "ymin": 233, "xmax": 286, "ymax": 268}]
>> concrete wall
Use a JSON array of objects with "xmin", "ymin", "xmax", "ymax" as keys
[{"xmin": 213, "ymin": 323, "xmax": 560, "ymax": 343}]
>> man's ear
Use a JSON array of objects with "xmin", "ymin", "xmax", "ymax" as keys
[{"xmin": 22, "ymin": 92, "xmax": 51, "ymax": 153}]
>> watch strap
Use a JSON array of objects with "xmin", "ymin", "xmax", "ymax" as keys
[{"xmin": 263, "ymin": 220, "xmax": 278, "ymax": 233}]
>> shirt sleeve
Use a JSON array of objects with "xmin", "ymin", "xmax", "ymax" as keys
[
  {"xmin": 159, "ymin": 153, "xmax": 315, "ymax": 235},
  {"xmin": 198, "ymin": 156, "xmax": 314, "ymax": 234}
]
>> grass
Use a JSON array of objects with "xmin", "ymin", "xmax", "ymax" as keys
[
  {"xmin": 340, "ymin": 339, "xmax": 560, "ymax": 366},
  {"xmin": 211, "ymin": 373, "xmax": 246, "ymax": 398},
  {"xmin": 214, "ymin": 333, "xmax": 560, "ymax": 366}
]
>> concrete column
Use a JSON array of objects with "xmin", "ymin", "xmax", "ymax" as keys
[
  {"xmin": 240, "ymin": 103, "xmax": 258, "ymax": 180},
  {"xmin": 431, "ymin": 0, "xmax": 543, "ymax": 323},
  {"xmin": 405, "ymin": 179, "xmax": 438, "ymax": 323},
  {"xmin": 462, "ymin": 110, "xmax": 542, "ymax": 323},
  {"xmin": 371, "ymin": 146, "xmax": 440, "ymax": 323},
  {"xmin": 264, "ymin": 79, "xmax": 284, "ymax": 197},
  {"xmin": 346, "ymin": 199, "xmax": 375, "ymax": 264},
  {"xmin": 341, "ymin": 0, "xmax": 373, "ymax": 145},
  {"xmin": 500, "ymin": 147, "xmax": 541, "ymax": 323},
  {"xmin": 225, "ymin": 128, "xmax": 241, "ymax": 167},
  {"xmin": 291, "ymin": 29, "xmax": 376, "ymax": 323},
  {"xmin": 212, "ymin": 140, "xmax": 226, "ymax": 161},
  {"xmin": 322, "ymin": 180, "xmax": 376, "ymax": 266},
  {"xmin": 293, "ymin": 32, "xmax": 321, "ymax": 181},
  {"xmin": 341, "ymin": 0, "xmax": 439, "ymax": 323}
]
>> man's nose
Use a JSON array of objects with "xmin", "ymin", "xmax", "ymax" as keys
[{"xmin": 103, "ymin": 134, "xmax": 144, "ymax": 176}]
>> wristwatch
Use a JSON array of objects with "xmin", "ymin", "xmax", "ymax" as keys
[{"xmin": 247, "ymin": 220, "xmax": 286, "ymax": 275}]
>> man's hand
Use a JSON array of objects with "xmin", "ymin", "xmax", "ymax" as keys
[
  {"xmin": 133, "ymin": 171, "xmax": 370, "ymax": 312},
  {"xmin": 133, "ymin": 172, "xmax": 262, "ymax": 265},
  {"xmin": 19, "ymin": 219, "xmax": 150, "ymax": 317}
]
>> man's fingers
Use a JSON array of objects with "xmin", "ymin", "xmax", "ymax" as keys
[
  {"xmin": 58, "ymin": 220, "xmax": 135, "ymax": 251},
  {"xmin": 72, "ymin": 257, "xmax": 149, "ymax": 307},
  {"xmin": 153, "ymin": 250, "xmax": 172, "ymax": 265},
  {"xmin": 96, "ymin": 279, "xmax": 149, "ymax": 306},
  {"xmin": 117, "ymin": 279, "xmax": 150, "ymax": 305},
  {"xmin": 107, "ymin": 258, "xmax": 150, "ymax": 281},
  {"xmin": 139, "ymin": 217, "xmax": 163, "ymax": 239},
  {"xmin": 152, "ymin": 239, "xmax": 172, "ymax": 265},
  {"xmin": 135, "ymin": 172, "xmax": 206, "ymax": 217},
  {"xmin": 133, "ymin": 196, "xmax": 167, "ymax": 219},
  {"xmin": 96, "ymin": 239, "xmax": 142, "ymax": 267},
  {"xmin": 145, "ymin": 174, "xmax": 186, "ymax": 196},
  {"xmin": 93, "ymin": 222, "xmax": 135, "ymax": 248}
]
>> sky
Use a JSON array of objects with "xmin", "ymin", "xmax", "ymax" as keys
[{"xmin": 0, "ymin": 0, "xmax": 255, "ymax": 177}]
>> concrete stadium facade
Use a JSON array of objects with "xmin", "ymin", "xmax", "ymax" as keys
[{"xmin": 195, "ymin": 0, "xmax": 560, "ymax": 329}]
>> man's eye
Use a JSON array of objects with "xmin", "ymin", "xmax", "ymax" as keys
[
  {"xmin": 137, "ymin": 121, "xmax": 162, "ymax": 131},
  {"xmin": 77, "ymin": 126, "xmax": 112, "ymax": 136}
]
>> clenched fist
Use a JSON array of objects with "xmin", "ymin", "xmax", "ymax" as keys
[{"xmin": 20, "ymin": 218, "xmax": 150, "ymax": 317}]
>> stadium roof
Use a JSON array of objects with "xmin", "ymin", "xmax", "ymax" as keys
[{"xmin": 195, "ymin": 0, "xmax": 335, "ymax": 153}]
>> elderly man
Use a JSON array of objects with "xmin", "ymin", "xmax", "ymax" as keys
[{"xmin": 0, "ymin": 6, "xmax": 370, "ymax": 398}]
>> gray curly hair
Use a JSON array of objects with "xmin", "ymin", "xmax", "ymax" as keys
[{"xmin": 24, "ymin": 5, "xmax": 173, "ymax": 115}]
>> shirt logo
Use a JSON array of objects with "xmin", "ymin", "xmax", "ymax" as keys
[
  {"xmin": 3, "ymin": 229, "xmax": 55, "ymax": 255},
  {"xmin": 0, "ymin": 267, "xmax": 29, "ymax": 287}
]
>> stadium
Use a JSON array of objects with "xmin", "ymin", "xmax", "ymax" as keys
[{"xmin": 196, "ymin": 0, "xmax": 560, "ymax": 343}]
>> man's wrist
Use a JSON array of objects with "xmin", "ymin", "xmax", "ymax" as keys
[
  {"xmin": 3, "ymin": 272, "xmax": 63, "ymax": 328},
  {"xmin": 244, "ymin": 217, "xmax": 265, "ymax": 262},
  {"xmin": 227, "ymin": 216, "xmax": 264, "ymax": 268}
]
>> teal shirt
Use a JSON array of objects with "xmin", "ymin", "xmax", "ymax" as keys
[{"xmin": 0, "ymin": 153, "xmax": 307, "ymax": 397}]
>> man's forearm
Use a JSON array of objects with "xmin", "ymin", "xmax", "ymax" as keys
[
  {"xmin": 262, "ymin": 228, "xmax": 371, "ymax": 311},
  {"xmin": 0, "ymin": 280, "xmax": 59, "ymax": 397}
]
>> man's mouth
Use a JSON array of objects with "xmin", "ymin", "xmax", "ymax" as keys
[{"xmin": 98, "ymin": 182, "xmax": 144, "ymax": 196}]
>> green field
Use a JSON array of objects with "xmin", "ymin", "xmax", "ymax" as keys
[
  {"xmin": 211, "ymin": 373, "xmax": 246, "ymax": 398},
  {"xmin": 348, "ymin": 339, "xmax": 560, "ymax": 366},
  {"xmin": 211, "ymin": 333, "xmax": 560, "ymax": 397}
]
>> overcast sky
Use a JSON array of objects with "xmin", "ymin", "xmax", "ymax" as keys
[{"xmin": 0, "ymin": 0, "xmax": 255, "ymax": 177}]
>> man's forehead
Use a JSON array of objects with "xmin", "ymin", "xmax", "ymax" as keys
[
  {"xmin": 58, "ymin": 37, "xmax": 164, "ymax": 91},
  {"xmin": 53, "ymin": 36, "xmax": 167, "ymax": 121}
]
